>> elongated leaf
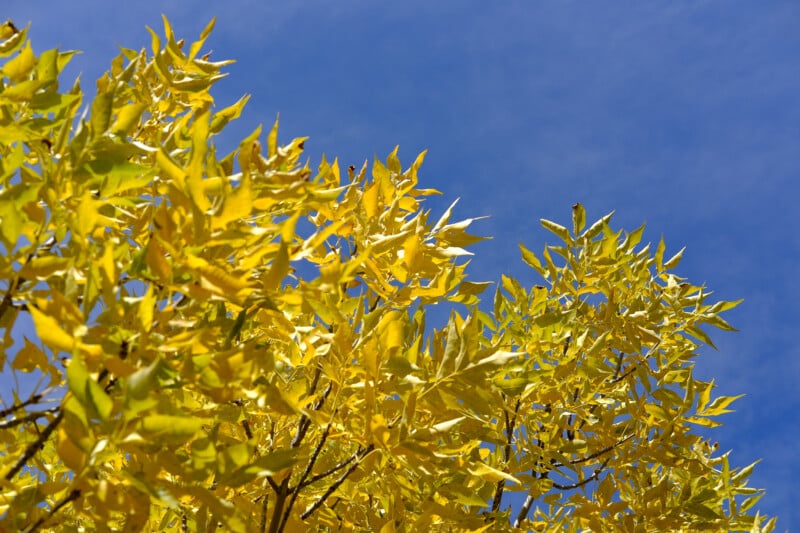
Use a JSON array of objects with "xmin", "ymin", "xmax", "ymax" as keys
[{"xmin": 541, "ymin": 218, "xmax": 571, "ymax": 243}]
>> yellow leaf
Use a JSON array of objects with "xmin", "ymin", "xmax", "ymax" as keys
[
  {"xmin": 29, "ymin": 305, "xmax": 74, "ymax": 354},
  {"xmin": 156, "ymin": 148, "xmax": 186, "ymax": 189},
  {"xmin": 20, "ymin": 255, "xmax": 72, "ymax": 279},
  {"xmin": 362, "ymin": 181, "xmax": 380, "ymax": 218},
  {"xmin": 139, "ymin": 414, "xmax": 207, "ymax": 439},
  {"xmin": 11, "ymin": 338, "xmax": 49, "ymax": 372},
  {"xmin": 76, "ymin": 192, "xmax": 100, "ymax": 238},
  {"xmin": 468, "ymin": 463, "xmax": 520, "ymax": 484},
  {"xmin": 403, "ymin": 234, "xmax": 421, "ymax": 274},
  {"xmin": 281, "ymin": 211, "xmax": 299, "ymax": 243},
  {"xmin": 187, "ymin": 110, "xmax": 211, "ymax": 211},
  {"xmin": 145, "ymin": 238, "xmax": 172, "ymax": 283},
  {"xmin": 185, "ymin": 254, "xmax": 250, "ymax": 296},
  {"xmin": 363, "ymin": 336, "xmax": 380, "ymax": 378},
  {"xmin": 56, "ymin": 427, "xmax": 87, "ymax": 471},
  {"xmin": 378, "ymin": 311, "xmax": 405, "ymax": 352},
  {"xmin": 263, "ymin": 241, "xmax": 289, "ymax": 291},
  {"xmin": 2, "ymin": 40, "xmax": 36, "ymax": 82},
  {"xmin": 111, "ymin": 102, "xmax": 147, "ymax": 135},
  {"xmin": 212, "ymin": 175, "xmax": 253, "ymax": 230},
  {"xmin": 139, "ymin": 284, "xmax": 155, "ymax": 332}
]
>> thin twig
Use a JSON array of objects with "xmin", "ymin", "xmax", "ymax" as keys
[
  {"xmin": 290, "ymin": 370, "xmax": 326, "ymax": 448},
  {"xmin": 513, "ymin": 474, "xmax": 540, "ymax": 528},
  {"xmin": 23, "ymin": 488, "xmax": 80, "ymax": 533},
  {"xmin": 279, "ymin": 420, "xmax": 334, "ymax": 531},
  {"xmin": 4, "ymin": 410, "xmax": 64, "ymax": 481},
  {"xmin": 0, "ymin": 407, "xmax": 60, "ymax": 430},
  {"xmin": 0, "ymin": 391, "xmax": 47, "ymax": 418},
  {"xmin": 514, "ymin": 433, "xmax": 630, "ymax": 528},
  {"xmin": 606, "ymin": 365, "xmax": 636, "ymax": 385},
  {"xmin": 260, "ymin": 491, "xmax": 268, "ymax": 533},
  {"xmin": 490, "ymin": 398, "xmax": 521, "ymax": 513},
  {"xmin": 300, "ymin": 445, "xmax": 374, "ymax": 520},
  {"xmin": 551, "ymin": 433, "xmax": 634, "ymax": 468},
  {"xmin": 552, "ymin": 457, "xmax": 611, "ymax": 490},
  {"xmin": 266, "ymin": 478, "xmax": 290, "ymax": 533},
  {"xmin": 299, "ymin": 454, "xmax": 357, "ymax": 489}
]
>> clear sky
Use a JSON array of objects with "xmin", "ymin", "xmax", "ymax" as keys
[{"xmin": 6, "ymin": 1, "xmax": 800, "ymax": 529}]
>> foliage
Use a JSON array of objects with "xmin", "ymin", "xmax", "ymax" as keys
[{"xmin": 0, "ymin": 17, "xmax": 776, "ymax": 532}]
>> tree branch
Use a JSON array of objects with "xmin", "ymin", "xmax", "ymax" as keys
[
  {"xmin": 291, "ymin": 371, "xmax": 331, "ymax": 448},
  {"xmin": 266, "ymin": 478, "xmax": 290, "ymax": 533},
  {"xmin": 0, "ymin": 390, "xmax": 48, "ymax": 418},
  {"xmin": 23, "ymin": 488, "xmax": 80, "ymax": 533},
  {"xmin": 551, "ymin": 433, "xmax": 634, "ymax": 468},
  {"xmin": 0, "ymin": 407, "xmax": 60, "ymax": 430},
  {"xmin": 490, "ymin": 397, "xmax": 521, "ymax": 513},
  {"xmin": 4, "ymin": 410, "xmax": 64, "ymax": 481},
  {"xmin": 299, "ymin": 453, "xmax": 357, "ymax": 489},
  {"xmin": 552, "ymin": 457, "xmax": 611, "ymax": 491},
  {"xmin": 300, "ymin": 444, "xmax": 374, "ymax": 520},
  {"xmin": 279, "ymin": 420, "xmax": 333, "ymax": 531},
  {"xmin": 513, "ymin": 473, "xmax": 542, "ymax": 528}
]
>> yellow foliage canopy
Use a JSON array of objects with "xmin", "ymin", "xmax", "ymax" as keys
[{"xmin": 0, "ymin": 17, "xmax": 775, "ymax": 532}]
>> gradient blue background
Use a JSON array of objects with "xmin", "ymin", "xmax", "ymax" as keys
[{"xmin": 6, "ymin": 1, "xmax": 799, "ymax": 529}]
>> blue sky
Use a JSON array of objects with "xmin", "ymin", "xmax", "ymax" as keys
[{"xmin": 7, "ymin": 0, "xmax": 800, "ymax": 528}]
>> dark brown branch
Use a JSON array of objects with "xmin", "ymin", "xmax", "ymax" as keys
[
  {"xmin": 368, "ymin": 296, "xmax": 381, "ymax": 313},
  {"xmin": 300, "ymin": 444, "xmax": 374, "ymax": 520},
  {"xmin": 607, "ymin": 365, "xmax": 636, "ymax": 385},
  {"xmin": 550, "ymin": 433, "xmax": 634, "ymax": 468},
  {"xmin": 571, "ymin": 434, "xmax": 633, "ymax": 466},
  {"xmin": 260, "ymin": 491, "xmax": 269, "ymax": 533},
  {"xmin": 514, "ymin": 458, "xmax": 609, "ymax": 529},
  {"xmin": 299, "ymin": 453, "xmax": 356, "ymax": 489},
  {"xmin": 0, "ymin": 407, "xmax": 60, "ymax": 430},
  {"xmin": 0, "ymin": 277, "xmax": 21, "ymax": 324},
  {"xmin": 24, "ymin": 488, "xmax": 80, "ymax": 533},
  {"xmin": 290, "ymin": 369, "xmax": 327, "ymax": 448},
  {"xmin": 267, "ymin": 478, "xmax": 290, "ymax": 533},
  {"xmin": 613, "ymin": 351, "xmax": 624, "ymax": 379},
  {"xmin": 490, "ymin": 398, "xmax": 521, "ymax": 513},
  {"xmin": 5, "ymin": 410, "xmax": 64, "ymax": 481},
  {"xmin": 513, "ymin": 473, "xmax": 541, "ymax": 528},
  {"xmin": 265, "ymin": 476, "xmax": 280, "ymax": 492},
  {"xmin": 0, "ymin": 235, "xmax": 55, "ymax": 324},
  {"xmin": 279, "ymin": 420, "xmax": 334, "ymax": 531},
  {"xmin": 242, "ymin": 418, "xmax": 254, "ymax": 440},
  {"xmin": 0, "ymin": 391, "xmax": 47, "ymax": 418},
  {"xmin": 552, "ymin": 457, "xmax": 611, "ymax": 490},
  {"xmin": 514, "ymin": 432, "xmax": 631, "ymax": 528}
]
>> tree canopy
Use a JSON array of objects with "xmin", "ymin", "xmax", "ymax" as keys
[{"xmin": 0, "ymin": 17, "xmax": 776, "ymax": 532}]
